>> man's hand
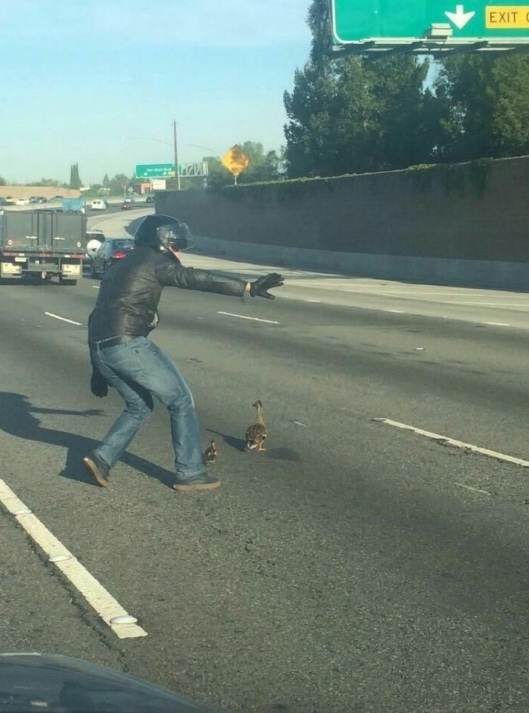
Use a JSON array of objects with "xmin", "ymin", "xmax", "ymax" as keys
[
  {"xmin": 90, "ymin": 367, "xmax": 109, "ymax": 398},
  {"xmin": 249, "ymin": 273, "xmax": 284, "ymax": 300}
]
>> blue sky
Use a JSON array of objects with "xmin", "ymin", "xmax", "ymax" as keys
[{"xmin": 0, "ymin": 0, "xmax": 312, "ymax": 185}]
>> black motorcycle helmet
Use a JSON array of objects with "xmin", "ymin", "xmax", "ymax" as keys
[{"xmin": 134, "ymin": 214, "xmax": 192, "ymax": 254}]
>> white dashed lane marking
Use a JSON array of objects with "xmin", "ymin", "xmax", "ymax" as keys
[
  {"xmin": 0, "ymin": 480, "xmax": 147, "ymax": 639},
  {"xmin": 44, "ymin": 312, "xmax": 82, "ymax": 326},
  {"xmin": 217, "ymin": 311, "xmax": 279, "ymax": 325},
  {"xmin": 455, "ymin": 483, "xmax": 492, "ymax": 496}
]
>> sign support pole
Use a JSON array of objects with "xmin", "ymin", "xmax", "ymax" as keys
[{"xmin": 173, "ymin": 121, "xmax": 180, "ymax": 191}]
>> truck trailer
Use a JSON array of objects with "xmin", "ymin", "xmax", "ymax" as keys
[
  {"xmin": 0, "ymin": 209, "xmax": 85, "ymax": 284},
  {"xmin": 61, "ymin": 197, "xmax": 86, "ymax": 214}
]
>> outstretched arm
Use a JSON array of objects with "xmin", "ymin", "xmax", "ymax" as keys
[{"xmin": 155, "ymin": 260, "xmax": 284, "ymax": 299}]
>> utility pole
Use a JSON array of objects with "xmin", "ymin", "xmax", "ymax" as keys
[{"xmin": 173, "ymin": 121, "xmax": 180, "ymax": 190}]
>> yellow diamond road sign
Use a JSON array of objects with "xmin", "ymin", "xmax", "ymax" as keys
[{"xmin": 221, "ymin": 145, "xmax": 250, "ymax": 176}]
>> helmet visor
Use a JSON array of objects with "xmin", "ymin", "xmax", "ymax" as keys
[{"xmin": 156, "ymin": 223, "xmax": 192, "ymax": 251}]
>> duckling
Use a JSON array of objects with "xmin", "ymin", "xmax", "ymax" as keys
[
  {"xmin": 245, "ymin": 400, "xmax": 267, "ymax": 452},
  {"xmin": 204, "ymin": 440, "xmax": 218, "ymax": 463}
]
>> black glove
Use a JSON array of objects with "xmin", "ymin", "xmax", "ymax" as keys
[
  {"xmin": 90, "ymin": 366, "xmax": 109, "ymax": 398},
  {"xmin": 249, "ymin": 273, "xmax": 284, "ymax": 299}
]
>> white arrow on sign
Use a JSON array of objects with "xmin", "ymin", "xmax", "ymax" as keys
[{"xmin": 445, "ymin": 4, "xmax": 476, "ymax": 29}]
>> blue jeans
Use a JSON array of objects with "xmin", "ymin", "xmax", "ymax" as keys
[{"xmin": 90, "ymin": 336, "xmax": 205, "ymax": 479}]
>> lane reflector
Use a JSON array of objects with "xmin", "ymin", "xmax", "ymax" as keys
[{"xmin": 0, "ymin": 480, "xmax": 147, "ymax": 639}]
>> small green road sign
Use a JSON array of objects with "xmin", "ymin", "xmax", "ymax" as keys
[
  {"xmin": 330, "ymin": 0, "xmax": 529, "ymax": 55},
  {"xmin": 135, "ymin": 163, "xmax": 175, "ymax": 179}
]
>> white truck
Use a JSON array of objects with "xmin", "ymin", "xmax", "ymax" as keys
[{"xmin": 0, "ymin": 209, "xmax": 85, "ymax": 284}]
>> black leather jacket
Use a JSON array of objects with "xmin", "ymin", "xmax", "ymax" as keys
[{"xmin": 88, "ymin": 246, "xmax": 246, "ymax": 343}]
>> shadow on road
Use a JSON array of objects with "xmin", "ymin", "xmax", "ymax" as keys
[
  {"xmin": 206, "ymin": 427, "xmax": 246, "ymax": 452},
  {"xmin": 0, "ymin": 392, "xmax": 175, "ymax": 488}
]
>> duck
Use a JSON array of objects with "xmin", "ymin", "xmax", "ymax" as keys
[
  {"xmin": 204, "ymin": 440, "xmax": 218, "ymax": 463},
  {"xmin": 245, "ymin": 400, "xmax": 267, "ymax": 452}
]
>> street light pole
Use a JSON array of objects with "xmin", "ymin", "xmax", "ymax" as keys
[{"xmin": 173, "ymin": 121, "xmax": 180, "ymax": 190}]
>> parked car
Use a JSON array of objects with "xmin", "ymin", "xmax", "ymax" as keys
[
  {"xmin": 0, "ymin": 197, "xmax": 6, "ymax": 206},
  {"xmin": 90, "ymin": 199, "xmax": 107, "ymax": 211},
  {"xmin": 90, "ymin": 237, "xmax": 134, "ymax": 277},
  {"xmin": 15, "ymin": 198, "xmax": 29, "ymax": 205},
  {"xmin": 4, "ymin": 196, "xmax": 15, "ymax": 205}
]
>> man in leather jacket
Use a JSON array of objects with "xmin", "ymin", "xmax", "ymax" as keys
[{"xmin": 84, "ymin": 214, "xmax": 283, "ymax": 491}]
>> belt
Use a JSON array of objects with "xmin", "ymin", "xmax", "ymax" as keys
[{"xmin": 91, "ymin": 335, "xmax": 130, "ymax": 350}]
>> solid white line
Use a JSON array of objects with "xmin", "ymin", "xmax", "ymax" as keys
[
  {"xmin": 44, "ymin": 312, "xmax": 82, "ymax": 326},
  {"xmin": 372, "ymin": 418, "xmax": 529, "ymax": 468},
  {"xmin": 384, "ymin": 309, "xmax": 403, "ymax": 313},
  {"xmin": 455, "ymin": 483, "xmax": 492, "ymax": 496},
  {"xmin": 217, "ymin": 311, "xmax": 279, "ymax": 324},
  {"xmin": 456, "ymin": 302, "xmax": 529, "ymax": 307},
  {"xmin": 344, "ymin": 289, "xmax": 473, "ymax": 296},
  {"xmin": 0, "ymin": 480, "xmax": 147, "ymax": 639},
  {"xmin": 482, "ymin": 322, "xmax": 511, "ymax": 327}
]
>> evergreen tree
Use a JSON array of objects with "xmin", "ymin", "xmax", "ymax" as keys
[
  {"xmin": 283, "ymin": 0, "xmax": 431, "ymax": 177},
  {"xmin": 433, "ymin": 54, "xmax": 529, "ymax": 161},
  {"xmin": 237, "ymin": 142, "xmax": 282, "ymax": 184},
  {"xmin": 69, "ymin": 162, "xmax": 83, "ymax": 189}
]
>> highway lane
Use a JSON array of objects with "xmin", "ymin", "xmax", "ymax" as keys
[
  {"xmin": 12, "ymin": 264, "xmax": 529, "ymax": 465},
  {"xmin": 2, "ymin": 259, "xmax": 529, "ymax": 711}
]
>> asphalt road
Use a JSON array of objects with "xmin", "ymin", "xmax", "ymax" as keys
[{"xmin": 2, "ymin": 211, "xmax": 529, "ymax": 712}]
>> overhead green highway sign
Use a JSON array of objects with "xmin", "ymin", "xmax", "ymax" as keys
[
  {"xmin": 330, "ymin": 0, "xmax": 529, "ymax": 55},
  {"xmin": 135, "ymin": 163, "xmax": 176, "ymax": 179}
]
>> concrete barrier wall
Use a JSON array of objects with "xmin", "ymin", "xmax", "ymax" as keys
[
  {"xmin": 155, "ymin": 155, "xmax": 529, "ymax": 288},
  {"xmin": 191, "ymin": 234, "xmax": 529, "ymax": 290}
]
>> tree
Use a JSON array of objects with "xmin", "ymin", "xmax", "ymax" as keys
[
  {"xmin": 107, "ymin": 173, "xmax": 133, "ymax": 196},
  {"xmin": 363, "ymin": 56, "xmax": 430, "ymax": 170},
  {"xmin": 433, "ymin": 54, "xmax": 529, "ymax": 162},
  {"xmin": 284, "ymin": 0, "xmax": 433, "ymax": 177},
  {"xmin": 283, "ymin": 60, "xmax": 339, "ymax": 177},
  {"xmin": 236, "ymin": 142, "xmax": 282, "ymax": 184},
  {"xmin": 201, "ymin": 145, "xmax": 282, "ymax": 190},
  {"xmin": 32, "ymin": 178, "xmax": 63, "ymax": 187},
  {"xmin": 69, "ymin": 162, "xmax": 83, "ymax": 189},
  {"xmin": 202, "ymin": 156, "xmax": 233, "ymax": 190},
  {"xmin": 0, "ymin": 176, "xmax": 6, "ymax": 186}
]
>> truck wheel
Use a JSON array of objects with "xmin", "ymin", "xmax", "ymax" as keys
[{"xmin": 59, "ymin": 278, "xmax": 77, "ymax": 286}]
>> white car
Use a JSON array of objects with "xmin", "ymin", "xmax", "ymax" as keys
[
  {"xmin": 15, "ymin": 198, "xmax": 29, "ymax": 206},
  {"xmin": 90, "ymin": 199, "xmax": 107, "ymax": 211}
]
